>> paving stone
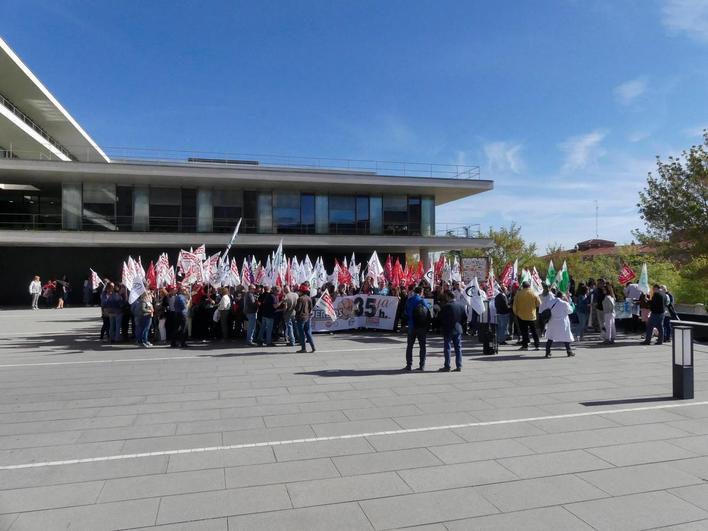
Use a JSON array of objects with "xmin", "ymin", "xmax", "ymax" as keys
[
  {"xmin": 585, "ymin": 440, "xmax": 698, "ymax": 466},
  {"xmin": 343, "ymin": 405, "xmax": 422, "ymax": 420},
  {"xmin": 273, "ymin": 437, "xmax": 376, "ymax": 462},
  {"xmin": 0, "ymin": 514, "xmax": 17, "ymax": 531},
  {"xmin": 175, "ymin": 416, "xmax": 266, "ymax": 435},
  {"xmin": 10, "ymin": 498, "xmax": 161, "ymax": 531},
  {"xmin": 668, "ymin": 434, "xmax": 708, "ymax": 456},
  {"xmin": 670, "ymin": 456, "xmax": 708, "ymax": 480},
  {"xmin": 477, "ymin": 474, "xmax": 608, "ymax": 512},
  {"xmin": 651, "ymin": 520, "xmax": 708, "ymax": 530},
  {"xmin": 397, "ymin": 459, "xmax": 517, "ymax": 492},
  {"xmin": 121, "ymin": 432, "xmax": 222, "ymax": 454},
  {"xmin": 0, "ymin": 440, "xmax": 125, "ymax": 467},
  {"xmin": 578, "ymin": 462, "xmax": 705, "ymax": 496},
  {"xmin": 225, "ymin": 457, "xmax": 339, "ymax": 488},
  {"xmin": 221, "ymin": 425, "xmax": 316, "ymax": 445},
  {"xmin": 333, "ymin": 448, "xmax": 441, "ymax": 476},
  {"xmin": 498, "ymin": 449, "xmax": 614, "ymax": 479},
  {"xmin": 531, "ymin": 414, "xmax": 620, "ymax": 433},
  {"xmin": 99, "ymin": 468, "xmax": 225, "ymax": 502},
  {"xmin": 77, "ymin": 423, "xmax": 178, "ymax": 443},
  {"xmin": 311, "ymin": 418, "xmax": 402, "ymax": 437},
  {"xmin": 287, "ymin": 471, "xmax": 412, "ymax": 507},
  {"xmin": 0, "ymin": 480, "xmax": 103, "ymax": 514},
  {"xmin": 427, "ymin": 438, "xmax": 533, "ymax": 464},
  {"xmin": 670, "ymin": 483, "xmax": 708, "ymax": 511},
  {"xmin": 156, "ymin": 485, "xmax": 292, "ymax": 524},
  {"xmin": 366, "ymin": 428, "xmax": 466, "ymax": 452},
  {"xmin": 564, "ymin": 491, "xmax": 708, "ymax": 530},
  {"xmin": 452, "ymin": 422, "xmax": 546, "ymax": 442},
  {"xmin": 128, "ymin": 518, "xmax": 228, "ymax": 530},
  {"xmin": 359, "ymin": 486, "xmax": 499, "ymax": 529},
  {"xmin": 166, "ymin": 446, "xmax": 275, "ymax": 473},
  {"xmin": 444, "ymin": 506, "xmax": 594, "ymax": 530},
  {"xmin": 227, "ymin": 502, "xmax": 373, "ymax": 530},
  {"xmin": 262, "ymin": 410, "xmax": 348, "ymax": 428}
]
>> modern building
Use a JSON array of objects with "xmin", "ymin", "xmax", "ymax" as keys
[{"xmin": 0, "ymin": 37, "xmax": 494, "ymax": 304}]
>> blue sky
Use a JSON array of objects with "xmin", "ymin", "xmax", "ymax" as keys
[{"xmin": 3, "ymin": 0, "xmax": 708, "ymax": 251}]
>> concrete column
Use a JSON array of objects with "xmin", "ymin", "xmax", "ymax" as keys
[
  {"xmin": 61, "ymin": 183, "xmax": 82, "ymax": 230},
  {"xmin": 196, "ymin": 188, "xmax": 213, "ymax": 233},
  {"xmin": 132, "ymin": 185, "xmax": 149, "ymax": 232}
]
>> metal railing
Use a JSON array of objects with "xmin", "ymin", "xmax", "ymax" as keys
[
  {"xmin": 0, "ymin": 213, "xmax": 482, "ymax": 238},
  {"xmin": 1, "ymin": 145, "xmax": 481, "ymax": 180},
  {"xmin": 0, "ymin": 93, "xmax": 74, "ymax": 160}
]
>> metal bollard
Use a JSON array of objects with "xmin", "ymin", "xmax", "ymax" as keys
[{"xmin": 672, "ymin": 325, "xmax": 694, "ymax": 400}]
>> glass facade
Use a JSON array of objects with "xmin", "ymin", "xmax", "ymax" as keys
[{"xmin": 0, "ymin": 182, "xmax": 441, "ymax": 238}]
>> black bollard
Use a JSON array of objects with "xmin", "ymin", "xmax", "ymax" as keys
[{"xmin": 672, "ymin": 325, "xmax": 694, "ymax": 400}]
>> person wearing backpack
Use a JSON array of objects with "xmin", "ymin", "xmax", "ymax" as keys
[
  {"xmin": 403, "ymin": 286, "xmax": 431, "ymax": 371},
  {"xmin": 438, "ymin": 291, "xmax": 466, "ymax": 371}
]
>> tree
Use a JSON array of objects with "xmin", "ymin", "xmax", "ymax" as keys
[
  {"xmin": 461, "ymin": 222, "xmax": 537, "ymax": 268},
  {"xmin": 635, "ymin": 131, "xmax": 708, "ymax": 260}
]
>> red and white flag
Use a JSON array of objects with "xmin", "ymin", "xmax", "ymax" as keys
[
  {"xmin": 89, "ymin": 268, "xmax": 103, "ymax": 290},
  {"xmin": 618, "ymin": 263, "xmax": 637, "ymax": 285},
  {"xmin": 315, "ymin": 291, "xmax": 337, "ymax": 321}
]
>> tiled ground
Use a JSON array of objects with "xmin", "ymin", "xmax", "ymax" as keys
[{"xmin": 0, "ymin": 307, "xmax": 706, "ymax": 530}]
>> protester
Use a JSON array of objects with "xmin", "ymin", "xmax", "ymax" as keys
[
  {"xmin": 257, "ymin": 285, "xmax": 277, "ymax": 346},
  {"xmin": 573, "ymin": 283, "xmax": 589, "ymax": 341},
  {"xmin": 171, "ymin": 287, "xmax": 189, "ymax": 348},
  {"xmin": 136, "ymin": 291, "xmax": 154, "ymax": 347},
  {"xmin": 601, "ymin": 284, "xmax": 617, "ymax": 344},
  {"xmin": 281, "ymin": 285, "xmax": 298, "ymax": 346},
  {"xmin": 643, "ymin": 284, "xmax": 665, "ymax": 345},
  {"xmin": 105, "ymin": 283, "xmax": 124, "ymax": 343},
  {"xmin": 662, "ymin": 285, "xmax": 675, "ymax": 342},
  {"xmin": 594, "ymin": 278, "xmax": 606, "ymax": 339},
  {"xmin": 404, "ymin": 286, "xmax": 431, "ymax": 371},
  {"xmin": 55, "ymin": 276, "xmax": 69, "ymax": 309},
  {"xmin": 543, "ymin": 291, "xmax": 575, "ymax": 357},
  {"xmin": 513, "ymin": 281, "xmax": 541, "ymax": 351},
  {"xmin": 438, "ymin": 291, "xmax": 465, "ymax": 371},
  {"xmin": 217, "ymin": 287, "xmax": 231, "ymax": 341},
  {"xmin": 495, "ymin": 285, "xmax": 510, "ymax": 345},
  {"xmin": 28, "ymin": 275, "xmax": 41, "ymax": 310},
  {"xmin": 294, "ymin": 284, "xmax": 315, "ymax": 353}
]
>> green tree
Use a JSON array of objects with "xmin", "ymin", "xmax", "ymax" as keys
[
  {"xmin": 461, "ymin": 222, "xmax": 537, "ymax": 269},
  {"xmin": 635, "ymin": 131, "xmax": 708, "ymax": 261}
]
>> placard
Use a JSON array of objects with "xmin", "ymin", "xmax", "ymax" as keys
[
  {"xmin": 311, "ymin": 295, "xmax": 400, "ymax": 332},
  {"xmin": 461, "ymin": 257, "xmax": 489, "ymax": 283}
]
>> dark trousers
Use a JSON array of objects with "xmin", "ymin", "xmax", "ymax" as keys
[
  {"xmin": 100, "ymin": 316, "xmax": 109, "ymax": 339},
  {"xmin": 519, "ymin": 319, "xmax": 539, "ymax": 348},
  {"xmin": 171, "ymin": 315, "xmax": 187, "ymax": 347},
  {"xmin": 443, "ymin": 332, "xmax": 462, "ymax": 368},
  {"xmin": 406, "ymin": 328, "xmax": 427, "ymax": 368},
  {"xmin": 645, "ymin": 313, "xmax": 664, "ymax": 343},
  {"xmin": 545, "ymin": 339, "xmax": 573, "ymax": 355}
]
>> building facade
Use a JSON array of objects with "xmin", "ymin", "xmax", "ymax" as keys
[{"xmin": 0, "ymin": 37, "xmax": 494, "ymax": 304}]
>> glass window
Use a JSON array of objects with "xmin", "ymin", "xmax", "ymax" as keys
[
  {"xmin": 383, "ymin": 195, "xmax": 408, "ymax": 235},
  {"xmin": 273, "ymin": 192, "xmax": 301, "ymax": 233},
  {"xmin": 213, "ymin": 189, "xmax": 242, "ymax": 233},
  {"xmin": 301, "ymin": 194, "xmax": 315, "ymax": 234},
  {"xmin": 369, "ymin": 196, "xmax": 382, "ymax": 234},
  {"xmin": 150, "ymin": 187, "xmax": 180, "ymax": 232},
  {"xmin": 315, "ymin": 195, "xmax": 328, "ymax": 234},
  {"xmin": 116, "ymin": 186, "xmax": 133, "ymax": 231},
  {"xmin": 408, "ymin": 196, "xmax": 421, "ymax": 236},
  {"xmin": 421, "ymin": 196, "xmax": 435, "ymax": 236},
  {"xmin": 181, "ymin": 189, "xmax": 197, "ymax": 232},
  {"xmin": 197, "ymin": 188, "xmax": 213, "ymax": 233},
  {"xmin": 133, "ymin": 186, "xmax": 149, "ymax": 231},
  {"xmin": 329, "ymin": 195, "xmax": 355, "ymax": 234},
  {"xmin": 243, "ymin": 191, "xmax": 258, "ymax": 233},
  {"xmin": 257, "ymin": 191, "xmax": 273, "ymax": 233},
  {"xmin": 356, "ymin": 196, "xmax": 369, "ymax": 234},
  {"xmin": 82, "ymin": 183, "xmax": 116, "ymax": 231}
]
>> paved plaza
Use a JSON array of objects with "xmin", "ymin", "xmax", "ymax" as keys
[{"xmin": 0, "ymin": 307, "xmax": 707, "ymax": 530}]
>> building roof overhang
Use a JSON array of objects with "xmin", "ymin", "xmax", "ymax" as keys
[
  {"xmin": 0, "ymin": 38, "xmax": 109, "ymax": 163},
  {"xmin": 0, "ymin": 158, "xmax": 494, "ymax": 205}
]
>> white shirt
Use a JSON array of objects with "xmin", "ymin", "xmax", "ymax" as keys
[
  {"xmin": 29, "ymin": 280, "xmax": 41, "ymax": 294},
  {"xmin": 217, "ymin": 294, "xmax": 231, "ymax": 311}
]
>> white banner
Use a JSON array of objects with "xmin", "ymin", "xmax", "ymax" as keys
[
  {"xmin": 311, "ymin": 294, "xmax": 400, "ymax": 332},
  {"xmin": 461, "ymin": 257, "xmax": 489, "ymax": 283}
]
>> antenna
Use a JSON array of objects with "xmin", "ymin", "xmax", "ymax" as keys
[{"xmin": 594, "ymin": 200, "xmax": 599, "ymax": 239}]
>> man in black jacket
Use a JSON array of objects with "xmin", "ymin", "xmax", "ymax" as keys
[
  {"xmin": 643, "ymin": 284, "xmax": 665, "ymax": 345},
  {"xmin": 438, "ymin": 291, "xmax": 466, "ymax": 372}
]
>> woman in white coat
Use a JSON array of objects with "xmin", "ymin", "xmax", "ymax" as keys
[{"xmin": 543, "ymin": 291, "xmax": 575, "ymax": 357}]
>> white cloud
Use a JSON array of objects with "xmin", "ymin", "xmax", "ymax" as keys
[
  {"xmin": 614, "ymin": 78, "xmax": 648, "ymax": 106},
  {"xmin": 483, "ymin": 141, "xmax": 525, "ymax": 174},
  {"xmin": 628, "ymin": 130, "xmax": 652, "ymax": 143},
  {"xmin": 683, "ymin": 124, "xmax": 708, "ymax": 137},
  {"xmin": 662, "ymin": 0, "xmax": 708, "ymax": 43},
  {"xmin": 558, "ymin": 130, "xmax": 607, "ymax": 172}
]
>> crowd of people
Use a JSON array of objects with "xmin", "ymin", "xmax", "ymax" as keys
[{"xmin": 27, "ymin": 270, "xmax": 678, "ymax": 372}]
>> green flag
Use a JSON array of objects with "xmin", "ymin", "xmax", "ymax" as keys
[
  {"xmin": 555, "ymin": 260, "xmax": 570, "ymax": 293},
  {"xmin": 545, "ymin": 260, "xmax": 556, "ymax": 286}
]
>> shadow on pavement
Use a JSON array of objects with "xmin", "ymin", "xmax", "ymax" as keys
[
  {"xmin": 297, "ymin": 368, "xmax": 415, "ymax": 377},
  {"xmin": 581, "ymin": 396, "xmax": 676, "ymax": 406}
]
